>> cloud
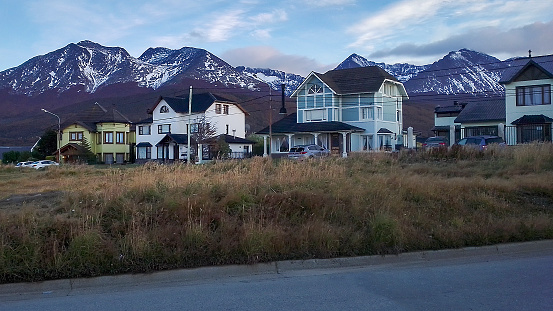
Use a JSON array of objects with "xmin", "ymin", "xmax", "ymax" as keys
[
  {"xmin": 347, "ymin": 0, "xmax": 445, "ymax": 48},
  {"xmin": 221, "ymin": 46, "xmax": 334, "ymax": 76},
  {"xmin": 347, "ymin": 0, "xmax": 553, "ymax": 54},
  {"xmin": 369, "ymin": 20, "xmax": 553, "ymax": 61}
]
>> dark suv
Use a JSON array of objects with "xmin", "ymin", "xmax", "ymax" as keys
[{"xmin": 455, "ymin": 135, "xmax": 505, "ymax": 151}]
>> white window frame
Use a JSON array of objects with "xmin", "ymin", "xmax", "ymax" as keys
[{"xmin": 305, "ymin": 109, "xmax": 327, "ymax": 122}]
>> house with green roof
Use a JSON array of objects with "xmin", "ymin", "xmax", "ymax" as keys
[{"xmin": 257, "ymin": 66, "xmax": 408, "ymax": 156}]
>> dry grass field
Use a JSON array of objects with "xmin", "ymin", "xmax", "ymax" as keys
[{"xmin": 1, "ymin": 143, "xmax": 553, "ymax": 283}]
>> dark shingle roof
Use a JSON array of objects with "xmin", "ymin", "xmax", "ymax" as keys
[
  {"xmin": 434, "ymin": 104, "xmax": 466, "ymax": 114},
  {"xmin": 499, "ymin": 55, "xmax": 553, "ymax": 84},
  {"xmin": 156, "ymin": 134, "xmax": 193, "ymax": 146},
  {"xmin": 62, "ymin": 102, "xmax": 132, "ymax": 131},
  {"xmin": 256, "ymin": 113, "xmax": 365, "ymax": 135},
  {"xmin": 454, "ymin": 98, "xmax": 506, "ymax": 123},
  {"xmin": 151, "ymin": 93, "xmax": 247, "ymax": 115},
  {"xmin": 512, "ymin": 114, "xmax": 553, "ymax": 125},
  {"xmin": 316, "ymin": 66, "xmax": 398, "ymax": 95}
]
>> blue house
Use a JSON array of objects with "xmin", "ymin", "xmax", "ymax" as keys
[{"xmin": 257, "ymin": 66, "xmax": 408, "ymax": 156}]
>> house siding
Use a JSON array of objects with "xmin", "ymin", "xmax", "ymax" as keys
[{"xmin": 505, "ymin": 78, "xmax": 553, "ymax": 125}]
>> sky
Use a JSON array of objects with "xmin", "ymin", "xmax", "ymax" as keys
[{"xmin": 1, "ymin": 0, "xmax": 552, "ymax": 76}]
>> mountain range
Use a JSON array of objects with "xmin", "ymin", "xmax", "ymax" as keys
[{"xmin": 0, "ymin": 40, "xmax": 524, "ymax": 145}]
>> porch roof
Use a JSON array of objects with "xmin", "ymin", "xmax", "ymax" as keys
[
  {"xmin": 256, "ymin": 113, "xmax": 365, "ymax": 135},
  {"xmin": 156, "ymin": 134, "xmax": 194, "ymax": 146},
  {"xmin": 136, "ymin": 142, "xmax": 152, "ymax": 147},
  {"xmin": 511, "ymin": 114, "xmax": 553, "ymax": 125}
]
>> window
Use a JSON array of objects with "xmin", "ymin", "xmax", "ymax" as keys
[
  {"xmin": 223, "ymin": 105, "xmax": 229, "ymax": 115},
  {"xmin": 397, "ymin": 110, "xmax": 401, "ymax": 122},
  {"xmin": 215, "ymin": 104, "xmax": 222, "ymax": 114},
  {"xmin": 383, "ymin": 83, "xmax": 396, "ymax": 96},
  {"xmin": 308, "ymin": 84, "xmax": 323, "ymax": 94},
  {"xmin": 158, "ymin": 124, "xmax": 171, "ymax": 134},
  {"xmin": 104, "ymin": 132, "xmax": 113, "ymax": 144},
  {"xmin": 376, "ymin": 107, "xmax": 383, "ymax": 120},
  {"xmin": 516, "ymin": 85, "xmax": 551, "ymax": 106},
  {"xmin": 137, "ymin": 146, "xmax": 152, "ymax": 159},
  {"xmin": 138, "ymin": 125, "xmax": 151, "ymax": 135},
  {"xmin": 362, "ymin": 135, "xmax": 373, "ymax": 151},
  {"xmin": 190, "ymin": 123, "xmax": 199, "ymax": 133},
  {"xmin": 116, "ymin": 132, "xmax": 125, "ymax": 144},
  {"xmin": 69, "ymin": 131, "xmax": 83, "ymax": 141},
  {"xmin": 361, "ymin": 107, "xmax": 374, "ymax": 120},
  {"xmin": 160, "ymin": 105, "xmax": 169, "ymax": 113},
  {"xmin": 361, "ymin": 106, "xmax": 382, "ymax": 120},
  {"xmin": 305, "ymin": 109, "xmax": 327, "ymax": 122}
]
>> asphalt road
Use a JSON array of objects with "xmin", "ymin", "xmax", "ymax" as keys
[{"xmin": 1, "ymin": 241, "xmax": 552, "ymax": 311}]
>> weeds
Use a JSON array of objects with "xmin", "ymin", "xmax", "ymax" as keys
[{"xmin": 1, "ymin": 143, "xmax": 553, "ymax": 283}]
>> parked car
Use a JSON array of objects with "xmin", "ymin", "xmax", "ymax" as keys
[
  {"xmin": 31, "ymin": 160, "xmax": 59, "ymax": 169},
  {"xmin": 422, "ymin": 137, "xmax": 449, "ymax": 149},
  {"xmin": 455, "ymin": 135, "xmax": 506, "ymax": 151},
  {"xmin": 15, "ymin": 161, "xmax": 35, "ymax": 168},
  {"xmin": 288, "ymin": 144, "xmax": 330, "ymax": 160}
]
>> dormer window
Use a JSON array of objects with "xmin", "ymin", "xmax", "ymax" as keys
[
  {"xmin": 160, "ymin": 105, "xmax": 169, "ymax": 113},
  {"xmin": 308, "ymin": 84, "xmax": 323, "ymax": 94}
]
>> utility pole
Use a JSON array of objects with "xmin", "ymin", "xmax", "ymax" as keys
[{"xmin": 187, "ymin": 86, "xmax": 192, "ymax": 164}]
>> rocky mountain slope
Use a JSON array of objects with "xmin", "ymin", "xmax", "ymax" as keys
[{"xmin": 0, "ymin": 41, "xmax": 527, "ymax": 145}]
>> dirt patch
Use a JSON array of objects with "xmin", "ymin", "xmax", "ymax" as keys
[{"xmin": 0, "ymin": 191, "xmax": 65, "ymax": 210}]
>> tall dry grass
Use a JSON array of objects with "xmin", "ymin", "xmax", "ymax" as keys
[{"xmin": 1, "ymin": 144, "xmax": 553, "ymax": 283}]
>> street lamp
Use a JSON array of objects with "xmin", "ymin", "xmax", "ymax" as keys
[{"xmin": 41, "ymin": 109, "xmax": 61, "ymax": 164}]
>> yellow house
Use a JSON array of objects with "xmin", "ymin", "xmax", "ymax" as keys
[{"xmin": 59, "ymin": 103, "xmax": 135, "ymax": 164}]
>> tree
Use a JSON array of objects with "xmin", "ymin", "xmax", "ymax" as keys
[
  {"xmin": 34, "ymin": 129, "xmax": 58, "ymax": 159},
  {"xmin": 78, "ymin": 137, "xmax": 98, "ymax": 164},
  {"xmin": 190, "ymin": 115, "xmax": 217, "ymax": 145},
  {"xmin": 214, "ymin": 135, "xmax": 231, "ymax": 159}
]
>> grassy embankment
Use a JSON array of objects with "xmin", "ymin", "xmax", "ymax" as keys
[{"xmin": 1, "ymin": 143, "xmax": 553, "ymax": 283}]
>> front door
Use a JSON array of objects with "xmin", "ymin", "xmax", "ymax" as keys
[{"xmin": 331, "ymin": 134, "xmax": 341, "ymax": 155}]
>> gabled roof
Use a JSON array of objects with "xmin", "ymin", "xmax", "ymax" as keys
[
  {"xmin": 454, "ymin": 98, "xmax": 506, "ymax": 123},
  {"xmin": 499, "ymin": 55, "xmax": 553, "ymax": 84},
  {"xmin": 150, "ymin": 93, "xmax": 248, "ymax": 115},
  {"xmin": 318, "ymin": 66, "xmax": 398, "ymax": 95},
  {"xmin": 156, "ymin": 134, "xmax": 195, "ymax": 146},
  {"xmin": 256, "ymin": 113, "xmax": 365, "ymax": 135},
  {"xmin": 62, "ymin": 102, "xmax": 132, "ymax": 131},
  {"xmin": 292, "ymin": 66, "xmax": 405, "ymax": 97}
]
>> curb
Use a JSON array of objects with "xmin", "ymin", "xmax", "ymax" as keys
[{"xmin": 1, "ymin": 240, "xmax": 552, "ymax": 297}]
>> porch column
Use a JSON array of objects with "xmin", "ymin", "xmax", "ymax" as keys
[
  {"xmin": 287, "ymin": 134, "xmax": 293, "ymax": 151},
  {"xmin": 263, "ymin": 135, "xmax": 268, "ymax": 157},
  {"xmin": 498, "ymin": 123, "xmax": 505, "ymax": 140},
  {"xmin": 197, "ymin": 143, "xmax": 203, "ymax": 164},
  {"xmin": 449, "ymin": 125, "xmax": 456, "ymax": 147},
  {"xmin": 313, "ymin": 133, "xmax": 319, "ymax": 145},
  {"xmin": 341, "ymin": 132, "xmax": 348, "ymax": 158},
  {"xmin": 407, "ymin": 127, "xmax": 414, "ymax": 149}
]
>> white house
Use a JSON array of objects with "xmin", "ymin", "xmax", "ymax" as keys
[
  {"xmin": 500, "ymin": 55, "xmax": 553, "ymax": 144},
  {"xmin": 135, "ymin": 92, "xmax": 253, "ymax": 163},
  {"xmin": 257, "ymin": 66, "xmax": 408, "ymax": 156}
]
